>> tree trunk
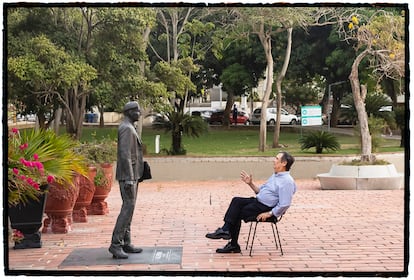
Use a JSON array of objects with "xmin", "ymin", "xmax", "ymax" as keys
[
  {"xmin": 75, "ymin": 88, "xmax": 86, "ymax": 140},
  {"xmin": 273, "ymin": 27, "xmax": 292, "ymax": 148},
  {"xmin": 139, "ymin": 25, "xmax": 151, "ymax": 74},
  {"xmin": 52, "ymin": 107, "xmax": 63, "ymax": 134},
  {"xmin": 172, "ymin": 131, "xmax": 182, "ymax": 154},
  {"xmin": 349, "ymin": 49, "xmax": 374, "ymax": 163},
  {"xmin": 158, "ymin": 10, "xmax": 171, "ymax": 63},
  {"xmin": 64, "ymin": 86, "xmax": 87, "ymax": 140},
  {"xmin": 37, "ymin": 113, "xmax": 47, "ymax": 130},
  {"xmin": 64, "ymin": 89, "xmax": 75, "ymax": 138},
  {"xmin": 171, "ymin": 10, "xmax": 179, "ymax": 62},
  {"xmin": 258, "ymin": 32, "xmax": 273, "ymax": 152},
  {"xmin": 99, "ymin": 106, "xmax": 105, "ymax": 128}
]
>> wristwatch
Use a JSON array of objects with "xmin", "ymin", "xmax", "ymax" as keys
[{"xmin": 268, "ymin": 211, "xmax": 273, "ymax": 216}]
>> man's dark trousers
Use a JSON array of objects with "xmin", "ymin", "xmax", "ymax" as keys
[{"xmin": 224, "ymin": 197, "xmax": 272, "ymax": 245}]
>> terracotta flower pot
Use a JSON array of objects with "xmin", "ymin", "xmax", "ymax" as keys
[
  {"xmin": 87, "ymin": 163, "xmax": 113, "ymax": 215},
  {"xmin": 73, "ymin": 166, "xmax": 97, "ymax": 223},
  {"xmin": 43, "ymin": 177, "xmax": 80, "ymax": 234}
]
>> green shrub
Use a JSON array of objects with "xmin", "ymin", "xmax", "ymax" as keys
[{"xmin": 299, "ymin": 130, "xmax": 340, "ymax": 154}]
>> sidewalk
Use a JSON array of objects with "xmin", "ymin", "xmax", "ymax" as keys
[{"xmin": 5, "ymin": 177, "xmax": 407, "ymax": 277}]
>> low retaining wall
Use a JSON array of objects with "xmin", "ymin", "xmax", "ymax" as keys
[{"xmin": 143, "ymin": 153, "xmax": 404, "ymax": 182}]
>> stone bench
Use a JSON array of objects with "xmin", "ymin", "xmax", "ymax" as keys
[{"xmin": 317, "ymin": 164, "xmax": 404, "ymax": 190}]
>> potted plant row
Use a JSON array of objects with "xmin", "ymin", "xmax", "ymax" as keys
[{"xmin": 76, "ymin": 138, "xmax": 117, "ymax": 217}]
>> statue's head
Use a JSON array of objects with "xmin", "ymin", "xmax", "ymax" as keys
[{"xmin": 123, "ymin": 101, "xmax": 141, "ymax": 122}]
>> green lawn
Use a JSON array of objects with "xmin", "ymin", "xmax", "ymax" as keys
[{"xmin": 78, "ymin": 125, "xmax": 403, "ymax": 157}]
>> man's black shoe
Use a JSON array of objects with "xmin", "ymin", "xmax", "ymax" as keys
[
  {"xmin": 205, "ymin": 227, "xmax": 231, "ymax": 240},
  {"xmin": 216, "ymin": 242, "xmax": 241, "ymax": 253},
  {"xmin": 109, "ymin": 245, "xmax": 129, "ymax": 259},
  {"xmin": 123, "ymin": 245, "xmax": 143, "ymax": 253}
]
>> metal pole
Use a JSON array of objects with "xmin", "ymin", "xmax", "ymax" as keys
[
  {"xmin": 328, "ymin": 84, "xmax": 332, "ymax": 132},
  {"xmin": 219, "ymin": 83, "xmax": 223, "ymax": 109},
  {"xmin": 155, "ymin": 135, "xmax": 160, "ymax": 154}
]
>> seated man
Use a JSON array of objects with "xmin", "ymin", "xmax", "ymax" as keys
[{"xmin": 206, "ymin": 151, "xmax": 296, "ymax": 253}]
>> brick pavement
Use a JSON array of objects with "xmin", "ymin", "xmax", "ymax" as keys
[{"xmin": 5, "ymin": 178, "xmax": 407, "ymax": 277}]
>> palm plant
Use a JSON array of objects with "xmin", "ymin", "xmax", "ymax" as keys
[
  {"xmin": 8, "ymin": 128, "xmax": 87, "ymax": 206},
  {"xmin": 340, "ymin": 92, "xmax": 395, "ymax": 127},
  {"xmin": 153, "ymin": 111, "xmax": 208, "ymax": 155},
  {"xmin": 299, "ymin": 130, "xmax": 340, "ymax": 154}
]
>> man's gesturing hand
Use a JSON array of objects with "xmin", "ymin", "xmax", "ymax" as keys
[{"xmin": 240, "ymin": 170, "xmax": 252, "ymax": 185}]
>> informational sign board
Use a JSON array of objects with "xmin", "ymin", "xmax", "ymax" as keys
[{"xmin": 301, "ymin": 105, "xmax": 322, "ymax": 126}]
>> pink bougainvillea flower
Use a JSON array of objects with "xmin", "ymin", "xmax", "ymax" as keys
[
  {"xmin": 12, "ymin": 168, "xmax": 19, "ymax": 175},
  {"xmin": 33, "ymin": 154, "xmax": 39, "ymax": 161},
  {"xmin": 47, "ymin": 175, "xmax": 55, "ymax": 183},
  {"xmin": 34, "ymin": 161, "xmax": 43, "ymax": 170},
  {"xmin": 12, "ymin": 128, "xmax": 19, "ymax": 134},
  {"xmin": 12, "ymin": 229, "xmax": 24, "ymax": 243},
  {"xmin": 19, "ymin": 143, "xmax": 28, "ymax": 150},
  {"xmin": 32, "ymin": 183, "xmax": 40, "ymax": 190},
  {"xmin": 13, "ymin": 229, "xmax": 24, "ymax": 237}
]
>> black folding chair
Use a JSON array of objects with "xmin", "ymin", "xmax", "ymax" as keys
[{"xmin": 245, "ymin": 215, "xmax": 284, "ymax": 257}]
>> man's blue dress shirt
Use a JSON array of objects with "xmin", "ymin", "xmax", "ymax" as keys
[{"xmin": 256, "ymin": 171, "xmax": 296, "ymax": 217}]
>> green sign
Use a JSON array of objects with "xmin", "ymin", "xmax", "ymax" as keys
[{"xmin": 301, "ymin": 105, "xmax": 322, "ymax": 126}]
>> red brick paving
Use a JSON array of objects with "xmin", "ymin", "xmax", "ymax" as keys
[{"xmin": 5, "ymin": 178, "xmax": 407, "ymax": 276}]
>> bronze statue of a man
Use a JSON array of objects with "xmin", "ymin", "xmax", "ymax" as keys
[{"xmin": 109, "ymin": 101, "xmax": 144, "ymax": 259}]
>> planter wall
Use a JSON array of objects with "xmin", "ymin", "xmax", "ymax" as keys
[{"xmin": 317, "ymin": 164, "xmax": 403, "ymax": 190}]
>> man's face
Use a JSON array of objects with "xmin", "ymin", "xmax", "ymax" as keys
[{"xmin": 273, "ymin": 153, "xmax": 287, "ymax": 173}]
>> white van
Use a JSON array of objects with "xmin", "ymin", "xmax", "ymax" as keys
[{"xmin": 250, "ymin": 107, "xmax": 299, "ymax": 125}]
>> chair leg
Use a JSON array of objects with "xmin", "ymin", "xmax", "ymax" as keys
[
  {"xmin": 249, "ymin": 222, "xmax": 259, "ymax": 256},
  {"xmin": 274, "ymin": 222, "xmax": 284, "ymax": 255},
  {"xmin": 246, "ymin": 220, "xmax": 284, "ymax": 256},
  {"xmin": 246, "ymin": 222, "xmax": 253, "ymax": 250},
  {"xmin": 271, "ymin": 223, "xmax": 278, "ymax": 250}
]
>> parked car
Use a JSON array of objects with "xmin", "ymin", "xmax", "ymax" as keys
[
  {"xmin": 191, "ymin": 110, "xmax": 214, "ymax": 122},
  {"xmin": 17, "ymin": 114, "xmax": 37, "ymax": 122},
  {"xmin": 250, "ymin": 107, "xmax": 299, "ymax": 125},
  {"xmin": 209, "ymin": 110, "xmax": 250, "ymax": 125}
]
